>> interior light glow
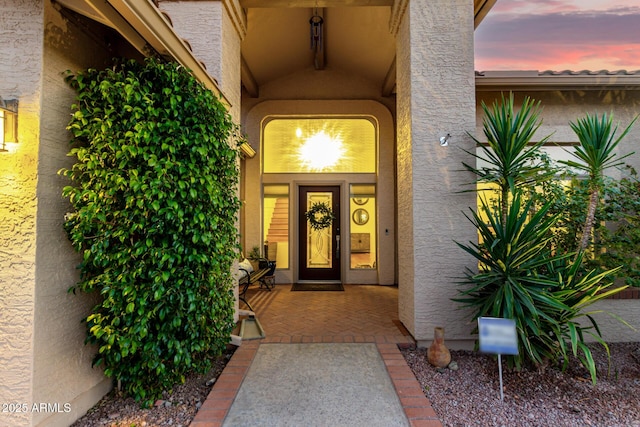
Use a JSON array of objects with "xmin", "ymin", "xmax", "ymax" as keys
[{"xmin": 298, "ymin": 130, "xmax": 345, "ymax": 171}]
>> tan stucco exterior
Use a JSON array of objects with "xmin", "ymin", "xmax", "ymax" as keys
[
  {"xmin": 396, "ymin": 0, "xmax": 479, "ymax": 347},
  {"xmin": 1, "ymin": 1, "xmax": 639, "ymax": 425}
]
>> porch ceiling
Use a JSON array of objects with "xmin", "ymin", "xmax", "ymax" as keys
[
  {"xmin": 53, "ymin": 0, "xmax": 495, "ymax": 99},
  {"xmin": 239, "ymin": 0, "xmax": 496, "ymax": 96}
]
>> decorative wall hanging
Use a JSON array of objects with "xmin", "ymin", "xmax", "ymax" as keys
[{"xmin": 305, "ymin": 202, "xmax": 335, "ymax": 231}]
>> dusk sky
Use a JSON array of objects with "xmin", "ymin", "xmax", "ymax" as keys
[{"xmin": 474, "ymin": 0, "xmax": 640, "ymax": 71}]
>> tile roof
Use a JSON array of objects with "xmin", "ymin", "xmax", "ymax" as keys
[{"xmin": 475, "ymin": 70, "xmax": 640, "ymax": 90}]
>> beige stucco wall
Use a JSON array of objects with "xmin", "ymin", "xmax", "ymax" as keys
[
  {"xmin": 396, "ymin": 0, "xmax": 478, "ymax": 348},
  {"xmin": 475, "ymin": 90, "xmax": 640, "ymax": 343},
  {"xmin": 1, "ymin": 2, "xmax": 116, "ymax": 426},
  {"xmin": 0, "ymin": 1, "xmax": 43, "ymax": 425},
  {"xmin": 161, "ymin": 0, "xmax": 244, "ymax": 318},
  {"xmin": 476, "ymin": 90, "xmax": 640, "ymax": 175},
  {"xmin": 30, "ymin": 4, "xmax": 122, "ymax": 426},
  {"xmin": 159, "ymin": 0, "xmax": 243, "ymax": 119}
]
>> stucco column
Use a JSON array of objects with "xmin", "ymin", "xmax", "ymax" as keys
[{"xmin": 395, "ymin": 0, "xmax": 477, "ymax": 348}]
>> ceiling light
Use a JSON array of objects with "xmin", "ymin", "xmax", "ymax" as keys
[{"xmin": 299, "ymin": 130, "xmax": 344, "ymax": 171}]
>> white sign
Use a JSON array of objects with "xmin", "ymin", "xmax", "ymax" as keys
[{"xmin": 478, "ymin": 317, "xmax": 518, "ymax": 355}]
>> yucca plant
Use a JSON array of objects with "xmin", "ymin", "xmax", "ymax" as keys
[
  {"xmin": 463, "ymin": 92, "xmax": 554, "ymax": 223},
  {"xmin": 537, "ymin": 252, "xmax": 626, "ymax": 384},
  {"xmin": 455, "ymin": 192, "xmax": 572, "ymax": 369},
  {"xmin": 561, "ymin": 113, "xmax": 637, "ymax": 250},
  {"xmin": 455, "ymin": 192, "xmax": 627, "ymax": 380}
]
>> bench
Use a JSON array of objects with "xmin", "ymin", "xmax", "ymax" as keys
[{"xmin": 238, "ymin": 259, "xmax": 276, "ymax": 311}]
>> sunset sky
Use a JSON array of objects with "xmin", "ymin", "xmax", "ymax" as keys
[{"xmin": 474, "ymin": 0, "xmax": 640, "ymax": 71}]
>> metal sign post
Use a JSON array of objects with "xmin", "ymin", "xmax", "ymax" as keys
[{"xmin": 478, "ymin": 317, "xmax": 519, "ymax": 402}]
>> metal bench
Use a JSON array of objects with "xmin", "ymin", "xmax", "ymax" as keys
[{"xmin": 238, "ymin": 259, "xmax": 276, "ymax": 311}]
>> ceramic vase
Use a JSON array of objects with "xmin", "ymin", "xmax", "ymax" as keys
[{"xmin": 427, "ymin": 326, "xmax": 451, "ymax": 368}]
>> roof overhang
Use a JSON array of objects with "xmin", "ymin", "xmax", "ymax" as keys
[
  {"xmin": 474, "ymin": 0, "xmax": 497, "ymax": 28},
  {"xmin": 54, "ymin": 0, "xmax": 230, "ymax": 107},
  {"xmin": 476, "ymin": 70, "xmax": 640, "ymax": 92}
]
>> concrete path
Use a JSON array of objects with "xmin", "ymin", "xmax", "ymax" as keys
[
  {"xmin": 223, "ymin": 343, "xmax": 408, "ymax": 426},
  {"xmin": 190, "ymin": 285, "xmax": 442, "ymax": 427}
]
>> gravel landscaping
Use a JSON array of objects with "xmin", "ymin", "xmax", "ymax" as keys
[
  {"xmin": 71, "ymin": 346, "xmax": 236, "ymax": 427},
  {"xmin": 71, "ymin": 342, "xmax": 639, "ymax": 426},
  {"xmin": 401, "ymin": 342, "xmax": 640, "ymax": 427}
]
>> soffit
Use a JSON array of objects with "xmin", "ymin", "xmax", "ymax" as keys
[
  {"xmin": 53, "ymin": 0, "xmax": 229, "ymax": 106},
  {"xmin": 239, "ymin": 0, "xmax": 494, "ymax": 95},
  {"xmin": 53, "ymin": 0, "xmax": 494, "ymax": 98}
]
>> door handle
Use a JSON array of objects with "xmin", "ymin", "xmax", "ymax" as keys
[{"xmin": 336, "ymin": 234, "xmax": 340, "ymax": 259}]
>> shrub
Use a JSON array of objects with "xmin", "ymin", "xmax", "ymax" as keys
[
  {"xmin": 60, "ymin": 58, "xmax": 241, "ymax": 405},
  {"xmin": 455, "ymin": 192, "xmax": 625, "ymax": 382},
  {"xmin": 456, "ymin": 94, "xmax": 629, "ymax": 383}
]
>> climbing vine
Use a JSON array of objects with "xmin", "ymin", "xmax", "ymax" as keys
[{"xmin": 60, "ymin": 58, "xmax": 241, "ymax": 405}]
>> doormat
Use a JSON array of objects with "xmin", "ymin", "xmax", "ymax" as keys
[{"xmin": 291, "ymin": 283, "xmax": 344, "ymax": 291}]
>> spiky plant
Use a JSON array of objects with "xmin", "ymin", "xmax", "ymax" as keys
[
  {"xmin": 562, "ymin": 113, "xmax": 637, "ymax": 250},
  {"xmin": 463, "ymin": 92, "xmax": 554, "ymax": 223}
]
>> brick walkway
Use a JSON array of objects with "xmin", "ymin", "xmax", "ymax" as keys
[{"xmin": 191, "ymin": 284, "xmax": 442, "ymax": 427}]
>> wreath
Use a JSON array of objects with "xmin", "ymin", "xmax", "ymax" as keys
[{"xmin": 305, "ymin": 202, "xmax": 335, "ymax": 231}]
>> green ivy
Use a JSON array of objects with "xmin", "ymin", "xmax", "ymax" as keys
[{"xmin": 60, "ymin": 58, "xmax": 241, "ymax": 405}]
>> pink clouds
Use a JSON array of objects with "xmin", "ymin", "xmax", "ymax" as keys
[{"xmin": 475, "ymin": 1, "xmax": 640, "ymax": 71}]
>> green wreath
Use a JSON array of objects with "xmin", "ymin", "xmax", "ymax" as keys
[{"xmin": 305, "ymin": 202, "xmax": 335, "ymax": 231}]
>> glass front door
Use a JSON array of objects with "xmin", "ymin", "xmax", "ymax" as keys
[{"xmin": 298, "ymin": 186, "xmax": 341, "ymax": 281}]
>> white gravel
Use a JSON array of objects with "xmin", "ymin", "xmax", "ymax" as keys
[{"xmin": 401, "ymin": 342, "xmax": 640, "ymax": 427}]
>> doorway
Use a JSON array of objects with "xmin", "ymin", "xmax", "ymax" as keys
[{"xmin": 298, "ymin": 185, "xmax": 341, "ymax": 282}]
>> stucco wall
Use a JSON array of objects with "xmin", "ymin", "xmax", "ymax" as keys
[
  {"xmin": 159, "ymin": 0, "xmax": 242, "ymax": 119},
  {"xmin": 477, "ymin": 90, "xmax": 640, "ymax": 175},
  {"xmin": 395, "ymin": 2, "xmax": 416, "ymax": 337},
  {"xmin": 160, "ymin": 0, "xmax": 243, "ymax": 317},
  {"xmin": 396, "ymin": 0, "xmax": 478, "ymax": 348},
  {"xmin": 29, "ymin": 4, "xmax": 121, "ymax": 426},
  {"xmin": 0, "ymin": 1, "xmax": 43, "ymax": 425}
]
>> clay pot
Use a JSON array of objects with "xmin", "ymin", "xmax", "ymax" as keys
[{"xmin": 427, "ymin": 326, "xmax": 451, "ymax": 368}]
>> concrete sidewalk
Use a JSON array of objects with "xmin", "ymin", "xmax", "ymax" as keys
[
  {"xmin": 190, "ymin": 285, "xmax": 442, "ymax": 426},
  {"xmin": 223, "ymin": 343, "xmax": 408, "ymax": 426}
]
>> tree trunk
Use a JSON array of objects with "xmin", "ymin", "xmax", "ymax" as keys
[{"xmin": 580, "ymin": 187, "xmax": 600, "ymax": 250}]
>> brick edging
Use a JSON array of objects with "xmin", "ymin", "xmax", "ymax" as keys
[{"xmin": 607, "ymin": 288, "xmax": 640, "ymax": 300}]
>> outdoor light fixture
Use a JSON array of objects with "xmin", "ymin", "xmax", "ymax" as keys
[
  {"xmin": 0, "ymin": 97, "xmax": 18, "ymax": 152},
  {"xmin": 439, "ymin": 133, "xmax": 451, "ymax": 147}
]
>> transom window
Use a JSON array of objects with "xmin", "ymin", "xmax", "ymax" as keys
[{"xmin": 263, "ymin": 118, "xmax": 376, "ymax": 173}]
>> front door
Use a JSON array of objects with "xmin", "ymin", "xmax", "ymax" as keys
[{"xmin": 298, "ymin": 186, "xmax": 341, "ymax": 281}]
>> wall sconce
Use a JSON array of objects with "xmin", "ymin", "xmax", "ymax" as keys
[
  {"xmin": 1, "ymin": 97, "xmax": 18, "ymax": 152},
  {"xmin": 239, "ymin": 141, "xmax": 256, "ymax": 159},
  {"xmin": 439, "ymin": 133, "xmax": 451, "ymax": 147}
]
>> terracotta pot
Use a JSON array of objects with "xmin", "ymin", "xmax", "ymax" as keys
[{"xmin": 427, "ymin": 326, "xmax": 451, "ymax": 368}]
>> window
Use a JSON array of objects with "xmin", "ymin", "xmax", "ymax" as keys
[
  {"xmin": 263, "ymin": 185, "xmax": 289, "ymax": 269},
  {"xmin": 350, "ymin": 184, "xmax": 376, "ymax": 269},
  {"xmin": 263, "ymin": 118, "xmax": 376, "ymax": 173}
]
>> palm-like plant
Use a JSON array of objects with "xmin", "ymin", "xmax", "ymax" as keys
[
  {"xmin": 455, "ymin": 193, "xmax": 571, "ymax": 369},
  {"xmin": 455, "ymin": 192, "xmax": 627, "ymax": 380},
  {"xmin": 463, "ymin": 92, "xmax": 554, "ymax": 223},
  {"xmin": 539, "ymin": 252, "xmax": 625, "ymax": 384},
  {"xmin": 562, "ymin": 113, "xmax": 637, "ymax": 250}
]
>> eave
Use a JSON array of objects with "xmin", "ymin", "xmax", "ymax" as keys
[
  {"xmin": 476, "ymin": 70, "xmax": 640, "ymax": 92},
  {"xmin": 54, "ymin": 0, "xmax": 230, "ymax": 108}
]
